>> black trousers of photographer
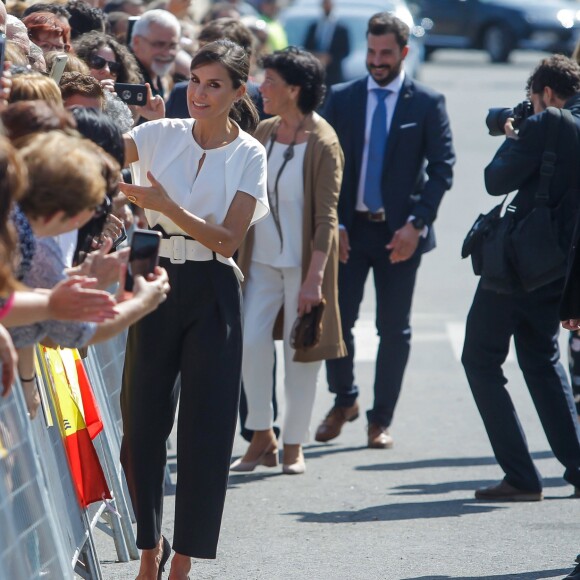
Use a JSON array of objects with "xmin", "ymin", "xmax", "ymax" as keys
[
  {"xmin": 462, "ymin": 279, "xmax": 580, "ymax": 492},
  {"xmin": 120, "ymin": 257, "xmax": 242, "ymax": 559}
]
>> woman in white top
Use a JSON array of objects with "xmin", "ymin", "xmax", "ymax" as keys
[
  {"xmin": 232, "ymin": 47, "xmax": 346, "ymax": 476},
  {"xmin": 118, "ymin": 40, "xmax": 268, "ymax": 580}
]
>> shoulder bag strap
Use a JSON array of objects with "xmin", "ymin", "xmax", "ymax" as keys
[
  {"xmin": 561, "ymin": 108, "xmax": 580, "ymax": 192},
  {"xmin": 536, "ymin": 106, "xmax": 563, "ymax": 204}
]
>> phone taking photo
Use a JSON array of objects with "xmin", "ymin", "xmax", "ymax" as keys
[
  {"xmin": 0, "ymin": 33, "xmax": 6, "ymax": 76},
  {"xmin": 49, "ymin": 53, "xmax": 68, "ymax": 83},
  {"xmin": 124, "ymin": 229, "xmax": 161, "ymax": 293},
  {"xmin": 114, "ymin": 82, "xmax": 147, "ymax": 106}
]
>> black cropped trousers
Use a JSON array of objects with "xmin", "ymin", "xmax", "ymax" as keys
[{"xmin": 120, "ymin": 257, "xmax": 242, "ymax": 559}]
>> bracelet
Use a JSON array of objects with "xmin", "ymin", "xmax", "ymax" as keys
[{"xmin": 19, "ymin": 374, "xmax": 37, "ymax": 383}]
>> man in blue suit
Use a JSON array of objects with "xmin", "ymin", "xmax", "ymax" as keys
[{"xmin": 315, "ymin": 12, "xmax": 455, "ymax": 448}]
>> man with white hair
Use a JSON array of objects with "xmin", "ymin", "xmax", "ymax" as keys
[{"xmin": 130, "ymin": 9, "xmax": 180, "ymax": 100}]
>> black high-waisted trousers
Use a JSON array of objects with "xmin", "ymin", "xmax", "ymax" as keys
[{"xmin": 120, "ymin": 257, "xmax": 242, "ymax": 559}]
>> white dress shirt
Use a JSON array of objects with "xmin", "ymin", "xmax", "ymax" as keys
[{"xmin": 355, "ymin": 71, "xmax": 405, "ymax": 212}]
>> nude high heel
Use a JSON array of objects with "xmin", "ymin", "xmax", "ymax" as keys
[
  {"xmin": 230, "ymin": 444, "xmax": 279, "ymax": 472},
  {"xmin": 282, "ymin": 445, "xmax": 305, "ymax": 475}
]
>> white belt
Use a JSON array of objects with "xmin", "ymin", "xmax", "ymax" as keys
[
  {"xmin": 158, "ymin": 236, "xmax": 244, "ymax": 282},
  {"xmin": 159, "ymin": 236, "xmax": 212, "ymax": 263}
]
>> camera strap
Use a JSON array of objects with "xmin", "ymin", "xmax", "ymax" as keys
[{"xmin": 536, "ymin": 107, "xmax": 563, "ymax": 205}]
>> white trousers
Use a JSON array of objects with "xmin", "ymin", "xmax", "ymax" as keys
[{"xmin": 242, "ymin": 261, "xmax": 322, "ymax": 444}]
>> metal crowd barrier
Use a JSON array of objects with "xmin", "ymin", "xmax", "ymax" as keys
[
  {"xmin": 0, "ymin": 329, "xmax": 140, "ymax": 579},
  {"xmin": 0, "ymin": 377, "xmax": 72, "ymax": 579}
]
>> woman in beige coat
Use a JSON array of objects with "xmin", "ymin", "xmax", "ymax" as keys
[{"xmin": 232, "ymin": 47, "xmax": 346, "ymax": 475}]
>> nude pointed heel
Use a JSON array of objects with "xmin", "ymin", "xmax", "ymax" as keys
[
  {"xmin": 260, "ymin": 449, "xmax": 279, "ymax": 467},
  {"xmin": 230, "ymin": 444, "xmax": 279, "ymax": 472}
]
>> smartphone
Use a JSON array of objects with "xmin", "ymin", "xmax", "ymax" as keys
[
  {"xmin": 114, "ymin": 82, "xmax": 147, "ymax": 106},
  {"xmin": 0, "ymin": 33, "xmax": 6, "ymax": 75},
  {"xmin": 124, "ymin": 229, "xmax": 161, "ymax": 292},
  {"xmin": 49, "ymin": 53, "xmax": 68, "ymax": 83},
  {"xmin": 126, "ymin": 16, "xmax": 140, "ymax": 45},
  {"xmin": 112, "ymin": 226, "xmax": 127, "ymax": 250}
]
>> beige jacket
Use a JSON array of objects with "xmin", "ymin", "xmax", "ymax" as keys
[{"xmin": 238, "ymin": 113, "xmax": 347, "ymax": 363}]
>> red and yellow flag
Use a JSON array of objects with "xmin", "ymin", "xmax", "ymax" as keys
[{"xmin": 40, "ymin": 346, "xmax": 110, "ymax": 508}]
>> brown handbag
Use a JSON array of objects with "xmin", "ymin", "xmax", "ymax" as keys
[{"xmin": 290, "ymin": 297, "xmax": 326, "ymax": 350}]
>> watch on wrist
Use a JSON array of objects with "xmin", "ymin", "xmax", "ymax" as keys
[{"xmin": 411, "ymin": 217, "xmax": 426, "ymax": 230}]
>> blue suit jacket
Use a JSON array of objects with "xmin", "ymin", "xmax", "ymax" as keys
[{"xmin": 322, "ymin": 75, "xmax": 455, "ymax": 253}]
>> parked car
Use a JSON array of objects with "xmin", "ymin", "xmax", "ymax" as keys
[
  {"xmin": 279, "ymin": 0, "xmax": 425, "ymax": 81},
  {"xmin": 409, "ymin": 0, "xmax": 580, "ymax": 63}
]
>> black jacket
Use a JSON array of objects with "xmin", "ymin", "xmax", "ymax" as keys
[{"xmin": 485, "ymin": 95, "xmax": 580, "ymax": 306}]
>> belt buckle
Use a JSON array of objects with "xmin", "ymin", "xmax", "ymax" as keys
[
  {"xmin": 368, "ymin": 211, "xmax": 385, "ymax": 223},
  {"xmin": 170, "ymin": 236, "xmax": 186, "ymax": 264}
]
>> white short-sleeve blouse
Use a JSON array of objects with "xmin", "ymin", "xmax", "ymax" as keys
[{"xmin": 128, "ymin": 118, "xmax": 269, "ymax": 236}]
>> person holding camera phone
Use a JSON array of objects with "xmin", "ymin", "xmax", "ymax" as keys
[
  {"xmin": 462, "ymin": 55, "xmax": 580, "ymax": 502},
  {"xmin": 118, "ymin": 40, "xmax": 268, "ymax": 579}
]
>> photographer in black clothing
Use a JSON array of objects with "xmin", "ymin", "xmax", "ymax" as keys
[{"xmin": 462, "ymin": 55, "xmax": 580, "ymax": 501}]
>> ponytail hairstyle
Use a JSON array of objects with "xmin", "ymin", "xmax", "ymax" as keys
[{"xmin": 189, "ymin": 39, "xmax": 259, "ymax": 134}]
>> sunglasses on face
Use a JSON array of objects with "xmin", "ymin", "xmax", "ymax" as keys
[{"xmin": 89, "ymin": 54, "xmax": 122, "ymax": 75}]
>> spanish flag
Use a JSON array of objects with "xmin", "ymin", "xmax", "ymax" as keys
[{"xmin": 40, "ymin": 346, "xmax": 111, "ymax": 508}]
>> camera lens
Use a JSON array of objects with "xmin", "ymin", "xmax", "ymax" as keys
[{"xmin": 485, "ymin": 107, "xmax": 514, "ymax": 136}]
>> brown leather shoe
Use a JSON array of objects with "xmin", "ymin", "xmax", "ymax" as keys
[
  {"xmin": 367, "ymin": 423, "xmax": 393, "ymax": 449},
  {"xmin": 314, "ymin": 402, "xmax": 359, "ymax": 442},
  {"xmin": 475, "ymin": 480, "xmax": 543, "ymax": 502}
]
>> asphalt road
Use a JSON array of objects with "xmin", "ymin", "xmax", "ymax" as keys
[{"xmin": 97, "ymin": 49, "xmax": 580, "ymax": 580}]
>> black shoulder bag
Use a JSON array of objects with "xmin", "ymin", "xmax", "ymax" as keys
[
  {"xmin": 509, "ymin": 107, "xmax": 574, "ymax": 292},
  {"xmin": 462, "ymin": 107, "xmax": 575, "ymax": 293}
]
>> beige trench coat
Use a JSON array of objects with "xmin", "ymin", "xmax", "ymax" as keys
[{"xmin": 237, "ymin": 113, "xmax": 347, "ymax": 363}]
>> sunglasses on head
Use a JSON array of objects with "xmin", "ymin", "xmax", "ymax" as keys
[{"xmin": 88, "ymin": 54, "xmax": 121, "ymax": 74}]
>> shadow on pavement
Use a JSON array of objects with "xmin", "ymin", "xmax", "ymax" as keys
[
  {"xmin": 288, "ymin": 498, "xmax": 505, "ymax": 523},
  {"xmin": 303, "ymin": 445, "xmax": 365, "ymax": 459},
  {"xmin": 227, "ymin": 471, "xmax": 283, "ymax": 488},
  {"xmin": 401, "ymin": 569, "xmax": 570, "ymax": 580},
  {"xmin": 356, "ymin": 451, "xmax": 554, "ymax": 472},
  {"xmin": 390, "ymin": 476, "xmax": 568, "ymax": 496}
]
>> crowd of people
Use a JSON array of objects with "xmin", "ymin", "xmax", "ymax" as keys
[{"xmin": 1, "ymin": 0, "xmax": 580, "ymax": 577}]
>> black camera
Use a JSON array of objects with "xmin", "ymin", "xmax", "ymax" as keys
[{"xmin": 485, "ymin": 100, "xmax": 534, "ymax": 136}]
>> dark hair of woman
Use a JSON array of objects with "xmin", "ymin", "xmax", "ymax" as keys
[
  {"xmin": 0, "ymin": 137, "xmax": 28, "ymax": 295},
  {"xmin": 190, "ymin": 39, "xmax": 259, "ymax": 134},
  {"xmin": 261, "ymin": 46, "xmax": 326, "ymax": 114},
  {"xmin": 22, "ymin": 3, "xmax": 71, "ymax": 20},
  {"xmin": 69, "ymin": 106, "xmax": 123, "ymax": 263},
  {"xmin": 73, "ymin": 31, "xmax": 144, "ymax": 84},
  {"xmin": 66, "ymin": 0, "xmax": 106, "ymax": 39},
  {"xmin": 70, "ymin": 105, "xmax": 125, "ymax": 166},
  {"xmin": 0, "ymin": 100, "xmax": 76, "ymax": 141}
]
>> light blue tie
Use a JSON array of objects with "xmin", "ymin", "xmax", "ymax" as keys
[{"xmin": 364, "ymin": 89, "xmax": 390, "ymax": 213}]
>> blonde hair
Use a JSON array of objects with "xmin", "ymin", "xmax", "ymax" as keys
[
  {"xmin": 9, "ymin": 73, "xmax": 63, "ymax": 107},
  {"xmin": 5, "ymin": 40, "xmax": 28, "ymax": 66},
  {"xmin": 16, "ymin": 131, "xmax": 106, "ymax": 220}
]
